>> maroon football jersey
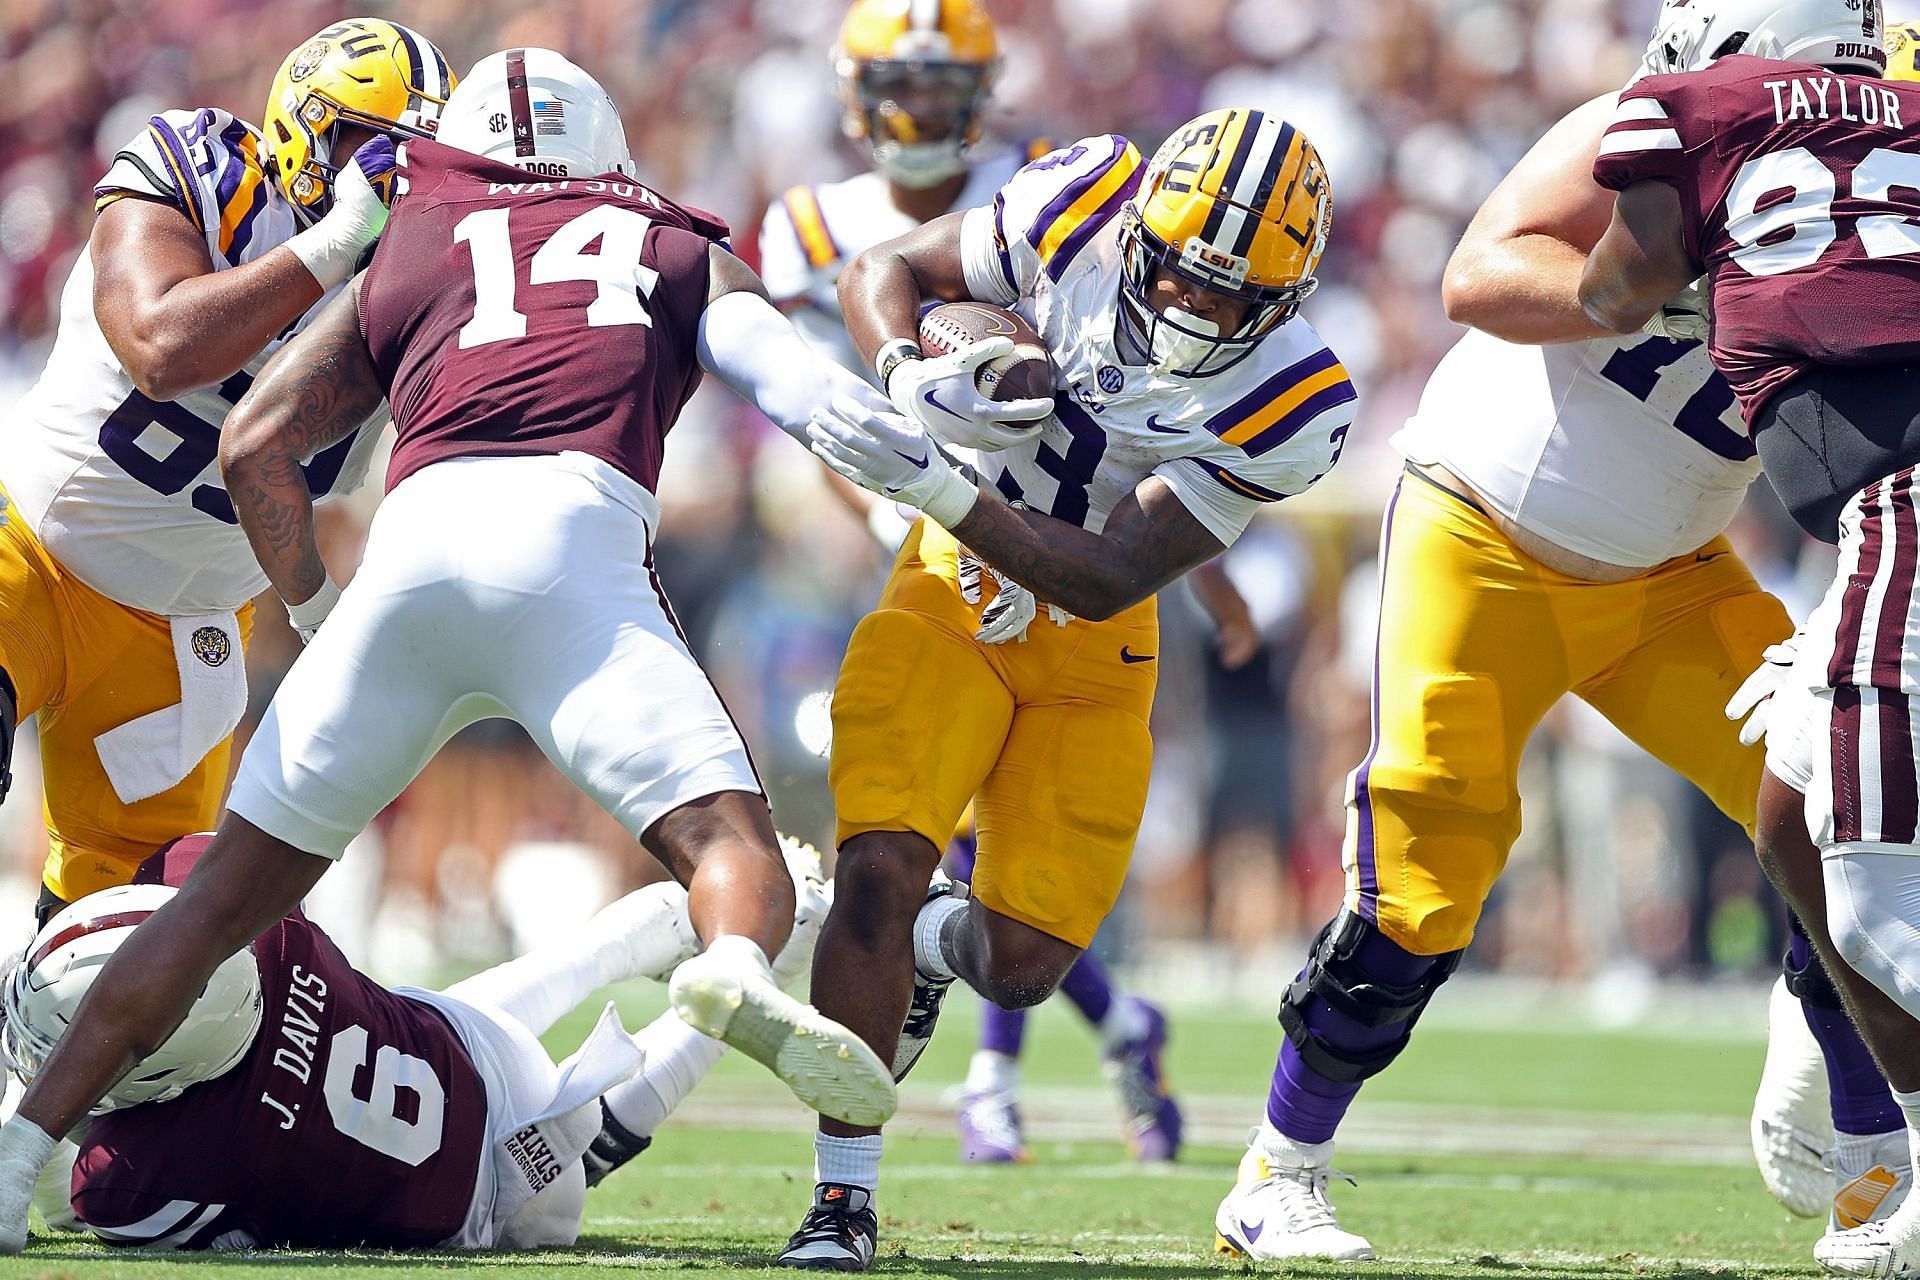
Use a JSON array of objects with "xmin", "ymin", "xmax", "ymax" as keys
[
  {"xmin": 359, "ymin": 140, "xmax": 730, "ymax": 494},
  {"xmin": 1594, "ymin": 55, "xmax": 1920, "ymax": 420},
  {"xmin": 70, "ymin": 837, "xmax": 489, "ymax": 1249}
]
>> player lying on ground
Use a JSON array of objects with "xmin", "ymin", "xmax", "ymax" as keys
[
  {"xmin": 1, "ymin": 832, "xmax": 826, "ymax": 1250},
  {"xmin": 1212, "ymin": 0, "xmax": 1906, "ymax": 1260},
  {"xmin": 1579, "ymin": 0, "xmax": 1920, "ymax": 1272},
  {"xmin": 750, "ymin": 0, "xmax": 1185, "ymax": 1168},
  {"xmin": 0, "ymin": 47, "xmax": 938, "ymax": 1250},
  {"xmin": 0, "ymin": 17, "xmax": 450, "ymax": 922},
  {"xmin": 777, "ymin": 109, "xmax": 1355, "ymax": 1270}
]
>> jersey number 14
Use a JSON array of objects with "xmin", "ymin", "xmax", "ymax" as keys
[{"xmin": 452, "ymin": 204, "xmax": 660, "ymax": 349}]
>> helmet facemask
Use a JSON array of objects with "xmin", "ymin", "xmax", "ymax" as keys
[
  {"xmin": 849, "ymin": 59, "xmax": 993, "ymax": 188},
  {"xmin": 1117, "ymin": 206, "xmax": 1312, "ymax": 378}
]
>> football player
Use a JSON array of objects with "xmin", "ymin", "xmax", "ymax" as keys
[
  {"xmin": 1580, "ymin": 0, "xmax": 1920, "ymax": 1272},
  {"xmin": 752, "ymin": 0, "xmax": 1183, "ymax": 1168},
  {"xmin": 0, "ymin": 48, "xmax": 928, "ymax": 1247},
  {"xmin": 780, "ymin": 110, "xmax": 1355, "ymax": 1269},
  {"xmin": 1202, "ymin": 2, "xmax": 1909, "ymax": 1259},
  {"xmin": 0, "ymin": 18, "xmax": 451, "ymax": 921},
  {"xmin": 3, "ymin": 831, "xmax": 829, "ymax": 1250}
]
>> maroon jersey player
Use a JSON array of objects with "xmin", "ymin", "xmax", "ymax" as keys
[
  {"xmin": 0, "ymin": 48, "xmax": 912, "ymax": 1253},
  {"xmin": 1578, "ymin": 4, "xmax": 1920, "ymax": 1275},
  {"xmin": 72, "ymin": 835, "xmax": 490, "ymax": 1249}
]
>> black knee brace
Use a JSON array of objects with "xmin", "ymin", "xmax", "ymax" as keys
[
  {"xmin": 1784, "ymin": 914, "xmax": 1844, "ymax": 1010},
  {"xmin": 0, "ymin": 664, "xmax": 14, "ymax": 806},
  {"xmin": 1278, "ymin": 912, "xmax": 1463, "ymax": 1085}
]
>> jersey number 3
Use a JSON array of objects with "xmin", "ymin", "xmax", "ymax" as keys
[{"xmin": 453, "ymin": 204, "xmax": 660, "ymax": 349}]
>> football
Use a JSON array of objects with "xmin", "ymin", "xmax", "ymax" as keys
[{"xmin": 918, "ymin": 301, "xmax": 1057, "ymax": 403}]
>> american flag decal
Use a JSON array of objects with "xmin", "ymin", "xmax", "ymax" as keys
[{"xmin": 533, "ymin": 98, "xmax": 566, "ymax": 137}]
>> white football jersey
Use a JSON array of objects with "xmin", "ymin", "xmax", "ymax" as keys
[
  {"xmin": 757, "ymin": 143, "xmax": 1040, "ymax": 375},
  {"xmin": 1395, "ymin": 328, "xmax": 1760, "ymax": 568},
  {"xmin": 953, "ymin": 135, "xmax": 1356, "ymax": 546},
  {"xmin": 2, "ymin": 108, "xmax": 382, "ymax": 616}
]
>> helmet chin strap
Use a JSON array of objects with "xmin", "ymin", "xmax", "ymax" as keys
[{"xmin": 1149, "ymin": 306, "xmax": 1222, "ymax": 375}]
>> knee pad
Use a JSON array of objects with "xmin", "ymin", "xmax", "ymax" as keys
[
  {"xmin": 1278, "ymin": 911, "xmax": 1463, "ymax": 1085},
  {"xmin": 1783, "ymin": 914, "xmax": 1844, "ymax": 1011}
]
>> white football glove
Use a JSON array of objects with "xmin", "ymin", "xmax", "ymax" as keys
[
  {"xmin": 285, "ymin": 578, "xmax": 341, "ymax": 646},
  {"xmin": 958, "ymin": 549, "xmax": 1037, "ymax": 643},
  {"xmin": 886, "ymin": 338, "xmax": 1053, "ymax": 453},
  {"xmin": 0, "ymin": 1117, "xmax": 55, "ymax": 1255},
  {"xmin": 807, "ymin": 394, "xmax": 980, "ymax": 529},
  {"xmin": 283, "ymin": 138, "xmax": 397, "ymax": 290},
  {"xmin": 1641, "ymin": 276, "xmax": 1711, "ymax": 342},
  {"xmin": 1725, "ymin": 633, "xmax": 1801, "ymax": 748}
]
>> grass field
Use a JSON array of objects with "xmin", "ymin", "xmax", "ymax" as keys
[{"xmin": 2, "ymin": 981, "xmax": 1830, "ymax": 1279}]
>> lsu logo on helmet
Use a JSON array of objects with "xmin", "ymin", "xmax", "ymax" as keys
[
  {"xmin": 1118, "ymin": 108, "xmax": 1332, "ymax": 377},
  {"xmin": 833, "ymin": 0, "xmax": 999, "ymax": 188},
  {"xmin": 264, "ymin": 18, "xmax": 456, "ymax": 222},
  {"xmin": 1888, "ymin": 18, "xmax": 1920, "ymax": 77}
]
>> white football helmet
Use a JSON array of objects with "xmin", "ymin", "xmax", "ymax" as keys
[
  {"xmin": 1641, "ymin": 0, "xmax": 1886, "ymax": 76},
  {"xmin": 1, "ymin": 884, "xmax": 262, "ymax": 1111},
  {"xmin": 435, "ymin": 48, "xmax": 635, "ymax": 178}
]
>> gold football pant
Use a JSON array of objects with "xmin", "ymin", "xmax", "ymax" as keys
[
  {"xmin": 0, "ymin": 490, "xmax": 252, "ymax": 902},
  {"xmin": 829, "ymin": 520, "xmax": 1157, "ymax": 949},
  {"xmin": 1346, "ymin": 470, "xmax": 1790, "ymax": 955}
]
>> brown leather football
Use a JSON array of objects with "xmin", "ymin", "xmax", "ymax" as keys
[{"xmin": 917, "ymin": 301, "xmax": 1056, "ymax": 402}]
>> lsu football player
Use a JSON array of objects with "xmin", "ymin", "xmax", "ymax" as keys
[
  {"xmin": 1201, "ymin": 3, "xmax": 1904, "ymax": 1261},
  {"xmin": 780, "ymin": 109, "xmax": 1354, "ymax": 1269},
  {"xmin": 747, "ymin": 0, "xmax": 1187, "ymax": 1170},
  {"xmin": 0, "ymin": 17, "xmax": 451, "ymax": 918}
]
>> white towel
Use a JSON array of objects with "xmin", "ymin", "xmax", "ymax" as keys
[
  {"xmin": 487, "ymin": 1001, "xmax": 648, "ymax": 1226},
  {"xmin": 93, "ymin": 612, "xmax": 248, "ymax": 804}
]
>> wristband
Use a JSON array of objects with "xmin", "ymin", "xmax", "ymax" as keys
[
  {"xmin": 286, "ymin": 577, "xmax": 342, "ymax": 632},
  {"xmin": 0, "ymin": 1118, "xmax": 55, "ymax": 1171},
  {"xmin": 875, "ymin": 338, "xmax": 922, "ymax": 394}
]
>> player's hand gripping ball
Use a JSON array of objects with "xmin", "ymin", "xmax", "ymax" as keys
[{"xmin": 890, "ymin": 302, "xmax": 1055, "ymax": 452}]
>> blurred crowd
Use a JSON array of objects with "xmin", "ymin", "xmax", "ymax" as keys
[{"xmin": 0, "ymin": 0, "xmax": 1835, "ymax": 991}]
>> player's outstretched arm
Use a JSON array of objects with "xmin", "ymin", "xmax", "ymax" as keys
[
  {"xmin": 220, "ymin": 278, "xmax": 382, "ymax": 631},
  {"xmin": 1578, "ymin": 181, "xmax": 1698, "ymax": 335},
  {"xmin": 92, "ymin": 197, "xmax": 325, "ymax": 402},
  {"xmin": 695, "ymin": 245, "xmax": 897, "ymax": 443},
  {"xmin": 1442, "ymin": 93, "xmax": 1624, "ymax": 344}
]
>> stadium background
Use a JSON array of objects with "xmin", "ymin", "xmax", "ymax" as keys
[{"xmin": 0, "ymin": 0, "xmax": 1830, "ymax": 999}]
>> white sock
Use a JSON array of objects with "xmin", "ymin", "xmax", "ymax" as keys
[
  {"xmin": 443, "ymin": 938, "xmax": 610, "ymax": 1036},
  {"xmin": 814, "ymin": 1132, "xmax": 883, "ymax": 1192},
  {"xmin": 1098, "ymin": 995, "xmax": 1151, "ymax": 1050},
  {"xmin": 1837, "ymin": 1128, "xmax": 1905, "ymax": 1177},
  {"xmin": 705, "ymin": 932, "xmax": 773, "ymax": 975},
  {"xmin": 965, "ymin": 1050, "xmax": 1019, "ymax": 1096},
  {"xmin": 1891, "ymin": 1087, "xmax": 1920, "ymax": 1174},
  {"xmin": 912, "ymin": 894, "xmax": 966, "ymax": 981},
  {"xmin": 602, "ymin": 1011, "xmax": 730, "ymax": 1139}
]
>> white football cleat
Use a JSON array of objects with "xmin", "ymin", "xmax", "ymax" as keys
[
  {"xmin": 1214, "ymin": 1133, "xmax": 1374, "ymax": 1262},
  {"xmin": 1831, "ymin": 1131, "xmax": 1914, "ymax": 1233},
  {"xmin": 1753, "ymin": 975, "xmax": 1835, "ymax": 1217},
  {"xmin": 669, "ymin": 941, "xmax": 896, "ymax": 1128}
]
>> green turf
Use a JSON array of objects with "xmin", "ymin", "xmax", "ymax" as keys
[{"xmin": 0, "ymin": 988, "xmax": 1826, "ymax": 1278}]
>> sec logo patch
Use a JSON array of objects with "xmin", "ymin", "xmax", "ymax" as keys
[
  {"xmin": 191, "ymin": 627, "xmax": 232, "ymax": 668},
  {"xmin": 1097, "ymin": 365, "xmax": 1124, "ymax": 394}
]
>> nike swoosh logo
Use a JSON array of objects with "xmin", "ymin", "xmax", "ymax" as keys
[
  {"xmin": 1145, "ymin": 414, "xmax": 1183, "ymax": 434},
  {"xmin": 1240, "ymin": 1219, "xmax": 1263, "ymax": 1244},
  {"xmin": 923, "ymin": 387, "xmax": 957, "ymax": 420},
  {"xmin": 893, "ymin": 450, "xmax": 929, "ymax": 469},
  {"xmin": 1120, "ymin": 647, "xmax": 1155, "ymax": 664}
]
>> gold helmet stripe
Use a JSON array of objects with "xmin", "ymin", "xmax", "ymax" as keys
[
  {"xmin": 782, "ymin": 186, "xmax": 841, "ymax": 269},
  {"xmin": 1202, "ymin": 112, "xmax": 1294, "ymax": 259}
]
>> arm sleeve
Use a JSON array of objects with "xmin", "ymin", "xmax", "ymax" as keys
[
  {"xmin": 696, "ymin": 290, "xmax": 894, "ymax": 442},
  {"xmin": 960, "ymin": 134, "xmax": 1144, "ymax": 304}
]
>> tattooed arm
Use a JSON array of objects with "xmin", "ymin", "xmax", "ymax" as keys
[
  {"xmin": 946, "ymin": 477, "xmax": 1226, "ymax": 621},
  {"xmin": 218, "ymin": 276, "xmax": 383, "ymax": 610}
]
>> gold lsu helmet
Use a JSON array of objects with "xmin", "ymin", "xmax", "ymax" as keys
[
  {"xmin": 1889, "ymin": 19, "xmax": 1920, "ymax": 79},
  {"xmin": 265, "ymin": 18, "xmax": 455, "ymax": 223},
  {"xmin": 1119, "ymin": 108, "xmax": 1332, "ymax": 377},
  {"xmin": 834, "ymin": 0, "xmax": 999, "ymax": 188}
]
